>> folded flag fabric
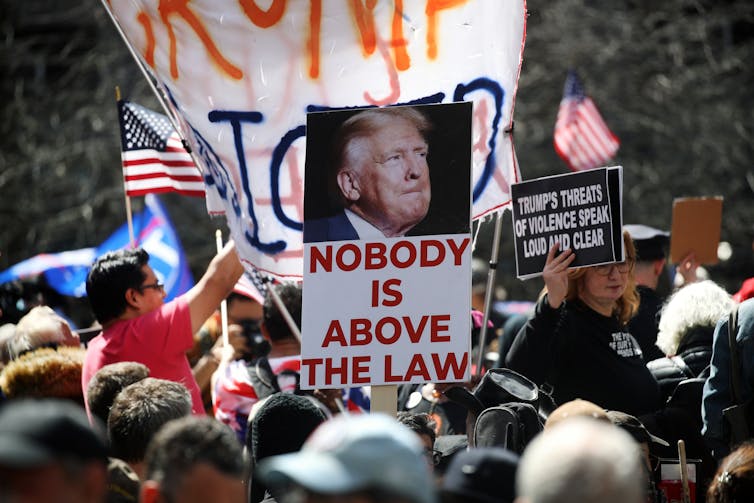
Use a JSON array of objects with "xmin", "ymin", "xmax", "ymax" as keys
[
  {"xmin": 554, "ymin": 70, "xmax": 620, "ymax": 171},
  {"xmin": 118, "ymin": 100, "xmax": 205, "ymax": 197}
]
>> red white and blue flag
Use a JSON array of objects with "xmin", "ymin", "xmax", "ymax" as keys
[
  {"xmin": 554, "ymin": 71, "xmax": 620, "ymax": 172},
  {"xmin": 118, "ymin": 100, "xmax": 205, "ymax": 197}
]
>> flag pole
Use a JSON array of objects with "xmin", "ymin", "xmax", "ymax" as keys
[
  {"xmin": 215, "ymin": 230, "xmax": 230, "ymax": 347},
  {"xmin": 101, "ymin": 0, "xmax": 203, "ymax": 167},
  {"xmin": 475, "ymin": 211, "xmax": 504, "ymax": 378},
  {"xmin": 116, "ymin": 86, "xmax": 136, "ymax": 249}
]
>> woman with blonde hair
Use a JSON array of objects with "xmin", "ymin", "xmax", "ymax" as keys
[{"xmin": 506, "ymin": 231, "xmax": 660, "ymax": 416}]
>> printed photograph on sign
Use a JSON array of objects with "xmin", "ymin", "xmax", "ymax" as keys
[
  {"xmin": 304, "ymin": 103, "xmax": 473, "ymax": 242},
  {"xmin": 301, "ymin": 103, "xmax": 473, "ymax": 390},
  {"xmin": 510, "ymin": 166, "xmax": 624, "ymax": 279}
]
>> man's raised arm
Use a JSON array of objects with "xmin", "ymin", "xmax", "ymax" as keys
[{"xmin": 185, "ymin": 241, "xmax": 245, "ymax": 334}]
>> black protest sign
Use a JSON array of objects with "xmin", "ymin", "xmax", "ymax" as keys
[{"xmin": 511, "ymin": 166, "xmax": 624, "ymax": 279}]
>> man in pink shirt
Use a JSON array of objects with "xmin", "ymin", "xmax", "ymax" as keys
[{"xmin": 82, "ymin": 241, "xmax": 244, "ymax": 416}]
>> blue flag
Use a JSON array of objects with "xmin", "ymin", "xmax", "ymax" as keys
[{"xmin": 1, "ymin": 195, "xmax": 194, "ymax": 301}]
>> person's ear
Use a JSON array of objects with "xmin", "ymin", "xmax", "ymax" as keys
[
  {"xmin": 125, "ymin": 287, "xmax": 141, "ymax": 310},
  {"xmin": 653, "ymin": 258, "xmax": 666, "ymax": 277},
  {"xmin": 337, "ymin": 170, "xmax": 360, "ymax": 202}
]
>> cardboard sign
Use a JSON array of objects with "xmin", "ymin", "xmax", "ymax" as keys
[
  {"xmin": 669, "ymin": 197, "xmax": 723, "ymax": 264},
  {"xmin": 511, "ymin": 166, "xmax": 624, "ymax": 279},
  {"xmin": 301, "ymin": 103, "xmax": 472, "ymax": 389}
]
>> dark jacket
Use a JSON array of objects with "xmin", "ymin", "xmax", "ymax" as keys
[
  {"xmin": 505, "ymin": 295, "xmax": 661, "ymax": 416},
  {"xmin": 303, "ymin": 210, "xmax": 359, "ymax": 243},
  {"xmin": 647, "ymin": 325, "xmax": 714, "ymax": 403}
]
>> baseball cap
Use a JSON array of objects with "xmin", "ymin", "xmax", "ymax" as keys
[
  {"xmin": 441, "ymin": 447, "xmax": 520, "ymax": 503},
  {"xmin": 257, "ymin": 413, "xmax": 436, "ymax": 503},
  {"xmin": 624, "ymin": 224, "xmax": 669, "ymax": 261},
  {"xmin": 606, "ymin": 410, "xmax": 669, "ymax": 446},
  {"xmin": 0, "ymin": 398, "xmax": 108, "ymax": 468}
]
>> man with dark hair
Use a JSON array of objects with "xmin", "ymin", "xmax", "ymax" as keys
[
  {"xmin": 213, "ymin": 282, "xmax": 304, "ymax": 442},
  {"xmin": 108, "ymin": 377, "xmax": 193, "ymax": 478},
  {"xmin": 396, "ymin": 411, "xmax": 438, "ymax": 468},
  {"xmin": 86, "ymin": 361, "xmax": 150, "ymax": 426},
  {"xmin": 82, "ymin": 241, "xmax": 244, "ymax": 416},
  {"xmin": 305, "ymin": 106, "xmax": 433, "ymax": 242},
  {"xmin": 140, "ymin": 416, "xmax": 246, "ymax": 503}
]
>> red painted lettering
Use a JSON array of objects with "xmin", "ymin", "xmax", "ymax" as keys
[
  {"xmin": 352, "ymin": 355, "xmax": 371, "ymax": 384},
  {"xmin": 432, "ymin": 351, "xmax": 468, "ymax": 380},
  {"xmin": 301, "ymin": 358, "xmax": 322, "ymax": 385},
  {"xmin": 350, "ymin": 318, "xmax": 372, "ymax": 345},
  {"xmin": 390, "ymin": 240, "xmax": 416, "ymax": 268},
  {"xmin": 383, "ymin": 354, "xmax": 402, "ymax": 382},
  {"xmin": 324, "ymin": 357, "xmax": 348, "ymax": 386},
  {"xmin": 420, "ymin": 239, "xmax": 445, "ymax": 266},
  {"xmin": 335, "ymin": 243, "xmax": 361, "ymax": 271},
  {"xmin": 430, "ymin": 314, "xmax": 451, "ymax": 342},
  {"xmin": 365, "ymin": 242, "xmax": 388, "ymax": 269},
  {"xmin": 382, "ymin": 278, "xmax": 403, "ymax": 307},
  {"xmin": 404, "ymin": 315, "xmax": 429, "ymax": 343},
  {"xmin": 405, "ymin": 353, "xmax": 431, "ymax": 380},
  {"xmin": 375, "ymin": 317, "xmax": 401, "ymax": 344},
  {"xmin": 309, "ymin": 245, "xmax": 332, "ymax": 273},
  {"xmin": 447, "ymin": 237, "xmax": 470, "ymax": 265},
  {"xmin": 322, "ymin": 320, "xmax": 347, "ymax": 347}
]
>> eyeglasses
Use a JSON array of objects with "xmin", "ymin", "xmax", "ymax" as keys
[
  {"xmin": 138, "ymin": 281, "xmax": 165, "ymax": 293},
  {"xmin": 593, "ymin": 259, "xmax": 635, "ymax": 276}
]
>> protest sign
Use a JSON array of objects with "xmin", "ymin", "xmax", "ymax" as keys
[
  {"xmin": 669, "ymin": 196, "xmax": 723, "ymax": 264},
  {"xmin": 105, "ymin": 1, "xmax": 526, "ymax": 280},
  {"xmin": 511, "ymin": 166, "xmax": 624, "ymax": 279},
  {"xmin": 301, "ymin": 103, "xmax": 472, "ymax": 389}
]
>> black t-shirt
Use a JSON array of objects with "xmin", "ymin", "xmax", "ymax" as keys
[{"xmin": 505, "ymin": 295, "xmax": 661, "ymax": 416}]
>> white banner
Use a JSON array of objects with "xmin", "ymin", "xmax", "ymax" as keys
[{"xmin": 108, "ymin": 1, "xmax": 526, "ymax": 278}]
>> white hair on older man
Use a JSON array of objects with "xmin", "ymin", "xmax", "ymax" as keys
[
  {"xmin": 516, "ymin": 418, "xmax": 645, "ymax": 503},
  {"xmin": 7, "ymin": 306, "xmax": 80, "ymax": 359},
  {"xmin": 655, "ymin": 280, "xmax": 734, "ymax": 356}
]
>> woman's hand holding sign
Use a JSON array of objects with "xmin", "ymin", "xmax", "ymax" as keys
[{"xmin": 543, "ymin": 243, "xmax": 575, "ymax": 309}]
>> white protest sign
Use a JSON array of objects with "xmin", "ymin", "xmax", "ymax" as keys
[
  {"xmin": 106, "ymin": 1, "xmax": 526, "ymax": 279},
  {"xmin": 301, "ymin": 103, "xmax": 472, "ymax": 389},
  {"xmin": 511, "ymin": 166, "xmax": 624, "ymax": 279},
  {"xmin": 302, "ymin": 236, "xmax": 471, "ymax": 389}
]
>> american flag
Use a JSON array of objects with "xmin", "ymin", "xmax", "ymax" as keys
[
  {"xmin": 233, "ymin": 268, "xmax": 270, "ymax": 305},
  {"xmin": 554, "ymin": 71, "xmax": 620, "ymax": 172},
  {"xmin": 118, "ymin": 100, "xmax": 205, "ymax": 197}
]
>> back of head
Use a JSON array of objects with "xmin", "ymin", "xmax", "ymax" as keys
[
  {"xmin": 656, "ymin": 280, "xmax": 734, "ymax": 356},
  {"xmin": 263, "ymin": 282, "xmax": 302, "ymax": 342},
  {"xmin": 441, "ymin": 446, "xmax": 519, "ymax": 503},
  {"xmin": 544, "ymin": 399, "xmax": 609, "ymax": 430},
  {"xmin": 624, "ymin": 224, "xmax": 669, "ymax": 263},
  {"xmin": 258, "ymin": 413, "xmax": 436, "ymax": 503},
  {"xmin": 143, "ymin": 416, "xmax": 245, "ymax": 499},
  {"xmin": 87, "ymin": 361, "xmax": 150, "ymax": 426},
  {"xmin": 516, "ymin": 418, "xmax": 645, "ymax": 503},
  {"xmin": 86, "ymin": 248, "xmax": 149, "ymax": 325},
  {"xmin": 0, "ymin": 398, "xmax": 107, "ymax": 468},
  {"xmin": 0, "ymin": 346, "xmax": 85, "ymax": 404},
  {"xmin": 708, "ymin": 442, "xmax": 754, "ymax": 503},
  {"xmin": 8, "ymin": 306, "xmax": 78, "ymax": 359},
  {"xmin": 397, "ymin": 411, "xmax": 437, "ymax": 446},
  {"xmin": 108, "ymin": 377, "xmax": 192, "ymax": 463}
]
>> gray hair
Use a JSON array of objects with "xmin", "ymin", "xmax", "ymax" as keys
[
  {"xmin": 656, "ymin": 280, "xmax": 734, "ymax": 356},
  {"xmin": 8, "ymin": 306, "xmax": 76, "ymax": 359},
  {"xmin": 517, "ymin": 418, "xmax": 645, "ymax": 503}
]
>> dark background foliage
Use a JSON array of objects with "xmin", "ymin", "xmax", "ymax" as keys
[{"xmin": 1, "ymin": 1, "xmax": 753, "ymax": 309}]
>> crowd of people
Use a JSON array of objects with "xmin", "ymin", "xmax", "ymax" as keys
[{"xmin": 1, "ymin": 104, "xmax": 753, "ymax": 503}]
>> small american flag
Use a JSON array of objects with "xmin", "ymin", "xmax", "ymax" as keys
[
  {"xmin": 118, "ymin": 100, "xmax": 205, "ymax": 197},
  {"xmin": 554, "ymin": 71, "xmax": 620, "ymax": 172},
  {"xmin": 233, "ymin": 268, "xmax": 270, "ymax": 305}
]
